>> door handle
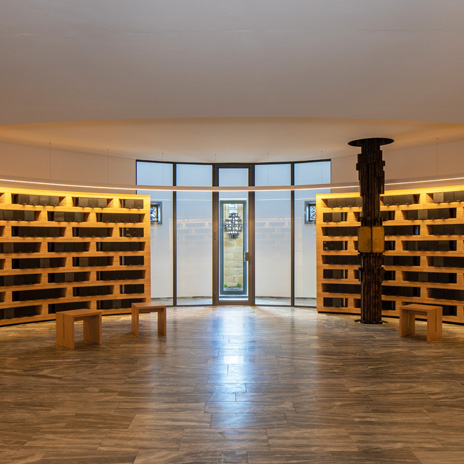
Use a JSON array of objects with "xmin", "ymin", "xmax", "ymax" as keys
[{"xmin": 244, "ymin": 252, "xmax": 250, "ymax": 262}]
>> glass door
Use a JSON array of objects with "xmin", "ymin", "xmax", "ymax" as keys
[
  {"xmin": 213, "ymin": 166, "xmax": 254, "ymax": 305},
  {"xmin": 220, "ymin": 200, "xmax": 248, "ymax": 298}
]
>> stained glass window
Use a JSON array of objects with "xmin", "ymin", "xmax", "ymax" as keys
[
  {"xmin": 150, "ymin": 202, "xmax": 162, "ymax": 223},
  {"xmin": 305, "ymin": 202, "xmax": 316, "ymax": 223}
]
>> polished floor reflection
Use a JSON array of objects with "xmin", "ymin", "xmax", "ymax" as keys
[{"xmin": 2, "ymin": 306, "xmax": 464, "ymax": 463}]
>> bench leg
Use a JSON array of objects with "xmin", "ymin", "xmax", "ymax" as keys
[
  {"xmin": 426, "ymin": 311, "xmax": 442, "ymax": 342},
  {"xmin": 56, "ymin": 314, "xmax": 75, "ymax": 349},
  {"xmin": 131, "ymin": 308, "xmax": 140, "ymax": 337},
  {"xmin": 158, "ymin": 309, "xmax": 166, "ymax": 336},
  {"xmin": 399, "ymin": 310, "xmax": 415, "ymax": 337},
  {"xmin": 83, "ymin": 315, "xmax": 102, "ymax": 345}
]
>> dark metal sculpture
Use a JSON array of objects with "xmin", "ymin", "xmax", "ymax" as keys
[{"xmin": 349, "ymin": 137, "xmax": 394, "ymax": 324}]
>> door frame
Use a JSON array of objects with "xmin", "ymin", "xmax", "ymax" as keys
[{"xmin": 213, "ymin": 164, "xmax": 255, "ymax": 305}]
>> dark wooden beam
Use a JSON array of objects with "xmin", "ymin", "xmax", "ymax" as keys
[{"xmin": 349, "ymin": 137, "xmax": 393, "ymax": 324}]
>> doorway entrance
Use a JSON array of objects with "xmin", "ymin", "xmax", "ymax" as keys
[{"xmin": 213, "ymin": 165, "xmax": 255, "ymax": 305}]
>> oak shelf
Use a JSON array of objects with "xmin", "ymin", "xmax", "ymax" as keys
[
  {"xmin": 317, "ymin": 185, "xmax": 464, "ymax": 323},
  {"xmin": 0, "ymin": 187, "xmax": 151, "ymax": 326}
]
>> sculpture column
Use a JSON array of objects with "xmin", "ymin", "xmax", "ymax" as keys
[{"xmin": 349, "ymin": 137, "xmax": 393, "ymax": 324}]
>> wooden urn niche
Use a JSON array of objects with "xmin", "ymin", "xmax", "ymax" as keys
[
  {"xmin": 0, "ymin": 186, "xmax": 151, "ymax": 326},
  {"xmin": 317, "ymin": 184, "xmax": 464, "ymax": 324}
]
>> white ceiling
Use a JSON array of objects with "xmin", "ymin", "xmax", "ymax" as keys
[{"xmin": 2, "ymin": 0, "xmax": 464, "ymax": 162}]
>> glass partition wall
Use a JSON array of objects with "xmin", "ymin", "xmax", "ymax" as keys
[
  {"xmin": 176, "ymin": 164, "xmax": 213, "ymax": 305},
  {"xmin": 255, "ymin": 164, "xmax": 291, "ymax": 306},
  {"xmin": 136, "ymin": 162, "xmax": 173, "ymax": 306},
  {"xmin": 294, "ymin": 161, "xmax": 331, "ymax": 306},
  {"xmin": 137, "ymin": 160, "xmax": 330, "ymax": 307}
]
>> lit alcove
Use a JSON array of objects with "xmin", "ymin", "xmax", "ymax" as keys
[{"xmin": 137, "ymin": 160, "xmax": 331, "ymax": 307}]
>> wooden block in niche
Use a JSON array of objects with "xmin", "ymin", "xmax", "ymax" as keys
[
  {"xmin": 438, "ymin": 241, "xmax": 449, "ymax": 251},
  {"xmin": 39, "ymin": 196, "xmax": 49, "ymax": 206},
  {"xmin": 134, "ymin": 199, "xmax": 143, "ymax": 209},
  {"xmin": 418, "ymin": 272, "xmax": 427, "ymax": 282},
  {"xmin": 454, "ymin": 191, "xmax": 464, "ymax": 201},
  {"xmin": 418, "ymin": 210, "xmax": 427, "ymax": 220},
  {"xmin": 88, "ymin": 198, "xmax": 98, "ymax": 208},
  {"xmin": 97, "ymin": 198, "xmax": 107, "ymax": 208},
  {"xmin": 24, "ymin": 211, "xmax": 34, "ymax": 221},
  {"xmin": 0, "ymin": 211, "xmax": 9, "ymax": 221},
  {"xmin": 124, "ymin": 199, "xmax": 134, "ymax": 209},
  {"xmin": 428, "ymin": 209, "xmax": 439, "ymax": 219},
  {"xmin": 4, "ymin": 308, "xmax": 14, "ymax": 319},
  {"xmin": 78, "ymin": 197, "xmax": 89, "ymax": 207},
  {"xmin": 333, "ymin": 270, "xmax": 344, "ymax": 279},
  {"xmin": 49, "ymin": 196, "xmax": 60, "ymax": 206},
  {"xmin": 3, "ymin": 275, "xmax": 14, "ymax": 286},
  {"xmin": 54, "ymin": 211, "xmax": 65, "ymax": 222},
  {"xmin": 17, "ymin": 194, "xmax": 29, "ymax": 204},
  {"xmin": 326, "ymin": 199, "xmax": 337, "ymax": 208},
  {"xmin": 3, "ymin": 210, "xmax": 13, "ymax": 221},
  {"xmin": 29, "ymin": 195, "xmax": 39, "ymax": 205},
  {"xmin": 404, "ymin": 194, "xmax": 416, "ymax": 204},
  {"xmin": 434, "ymin": 192, "xmax": 445, "ymax": 203}
]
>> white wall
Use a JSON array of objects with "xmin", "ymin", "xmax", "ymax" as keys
[
  {"xmin": 332, "ymin": 139, "xmax": 464, "ymax": 188},
  {"xmin": 0, "ymin": 141, "xmax": 135, "ymax": 191},
  {"xmin": 3, "ymin": 137, "xmax": 464, "ymax": 191}
]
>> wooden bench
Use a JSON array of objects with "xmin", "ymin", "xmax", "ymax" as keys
[
  {"xmin": 399, "ymin": 304, "xmax": 442, "ymax": 341},
  {"xmin": 56, "ymin": 309, "xmax": 102, "ymax": 349},
  {"xmin": 131, "ymin": 302, "xmax": 167, "ymax": 337}
]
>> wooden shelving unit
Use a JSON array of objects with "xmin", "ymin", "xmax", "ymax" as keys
[
  {"xmin": 317, "ymin": 185, "xmax": 464, "ymax": 324},
  {"xmin": 0, "ymin": 186, "xmax": 151, "ymax": 326}
]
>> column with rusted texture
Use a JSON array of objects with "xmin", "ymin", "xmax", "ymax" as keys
[{"xmin": 349, "ymin": 137, "xmax": 393, "ymax": 324}]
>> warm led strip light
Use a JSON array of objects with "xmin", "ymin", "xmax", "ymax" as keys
[{"xmin": 1, "ymin": 174, "xmax": 464, "ymax": 193}]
